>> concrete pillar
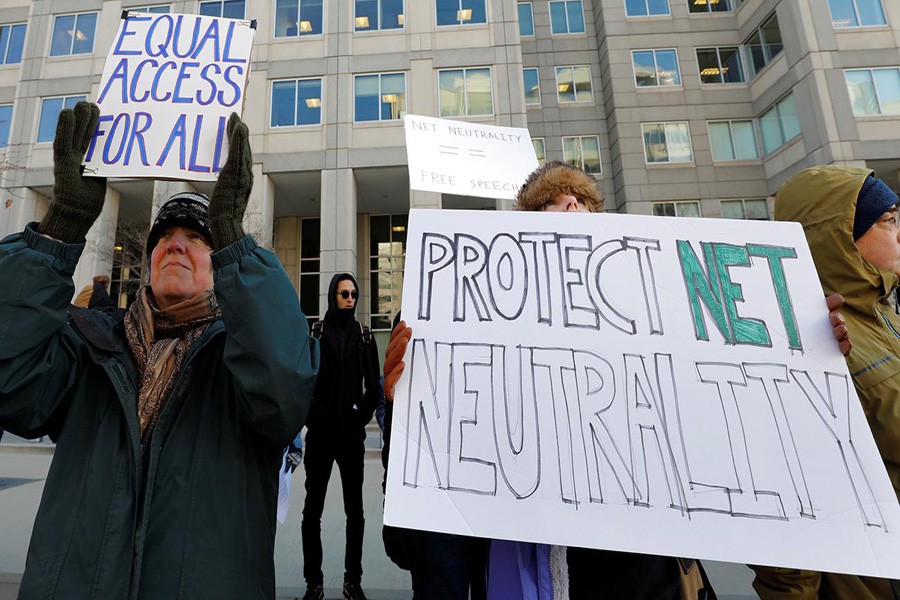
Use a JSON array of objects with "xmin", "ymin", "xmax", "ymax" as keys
[
  {"xmin": 410, "ymin": 189, "xmax": 441, "ymax": 209},
  {"xmin": 72, "ymin": 187, "xmax": 120, "ymax": 300},
  {"xmin": 0, "ymin": 187, "xmax": 47, "ymax": 237},
  {"xmin": 319, "ymin": 167, "xmax": 357, "ymax": 315},
  {"xmin": 244, "ymin": 167, "xmax": 275, "ymax": 248},
  {"xmin": 274, "ymin": 216, "xmax": 301, "ymax": 294}
]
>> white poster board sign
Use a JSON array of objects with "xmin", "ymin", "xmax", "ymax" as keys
[
  {"xmin": 83, "ymin": 12, "xmax": 255, "ymax": 180},
  {"xmin": 384, "ymin": 208, "xmax": 900, "ymax": 579},
  {"xmin": 404, "ymin": 115, "xmax": 538, "ymax": 200}
]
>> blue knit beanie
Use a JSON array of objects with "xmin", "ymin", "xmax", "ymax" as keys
[{"xmin": 853, "ymin": 176, "xmax": 899, "ymax": 240}]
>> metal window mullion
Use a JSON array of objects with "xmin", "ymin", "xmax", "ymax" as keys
[
  {"xmin": 870, "ymin": 68, "xmax": 885, "ymax": 114},
  {"xmin": 727, "ymin": 121, "xmax": 738, "ymax": 159},
  {"xmin": 564, "ymin": 1, "xmax": 571, "ymax": 33},
  {"xmin": 462, "ymin": 69, "xmax": 469, "ymax": 115},
  {"xmin": 716, "ymin": 48, "xmax": 725, "ymax": 83},
  {"xmin": 851, "ymin": 0, "xmax": 862, "ymax": 27},
  {"xmin": 652, "ymin": 51, "xmax": 660, "ymax": 87},
  {"xmin": 662, "ymin": 122, "xmax": 672, "ymax": 162},
  {"xmin": 775, "ymin": 101, "xmax": 786, "ymax": 145},
  {"xmin": 377, "ymin": 0, "xmax": 382, "ymax": 30},
  {"xmin": 0, "ymin": 26, "xmax": 8, "ymax": 64}
]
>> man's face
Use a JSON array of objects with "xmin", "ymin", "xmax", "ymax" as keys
[
  {"xmin": 336, "ymin": 279, "xmax": 358, "ymax": 309},
  {"xmin": 149, "ymin": 226, "xmax": 214, "ymax": 309},
  {"xmin": 542, "ymin": 192, "xmax": 590, "ymax": 213},
  {"xmin": 856, "ymin": 206, "xmax": 900, "ymax": 277}
]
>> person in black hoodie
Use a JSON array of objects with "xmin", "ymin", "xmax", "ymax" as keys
[{"xmin": 301, "ymin": 273, "xmax": 381, "ymax": 600}]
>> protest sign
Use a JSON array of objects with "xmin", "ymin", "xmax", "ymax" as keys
[
  {"xmin": 384, "ymin": 208, "xmax": 900, "ymax": 579},
  {"xmin": 404, "ymin": 115, "xmax": 538, "ymax": 200},
  {"xmin": 83, "ymin": 12, "xmax": 255, "ymax": 180}
]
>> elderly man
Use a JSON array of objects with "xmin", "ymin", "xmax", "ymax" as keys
[{"xmin": 0, "ymin": 102, "xmax": 319, "ymax": 599}]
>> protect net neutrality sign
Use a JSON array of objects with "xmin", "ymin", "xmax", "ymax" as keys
[
  {"xmin": 83, "ymin": 12, "xmax": 255, "ymax": 180},
  {"xmin": 384, "ymin": 209, "xmax": 900, "ymax": 579}
]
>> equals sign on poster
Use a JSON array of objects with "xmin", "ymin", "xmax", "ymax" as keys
[
  {"xmin": 468, "ymin": 149, "xmax": 486, "ymax": 158},
  {"xmin": 439, "ymin": 145, "xmax": 459, "ymax": 155}
]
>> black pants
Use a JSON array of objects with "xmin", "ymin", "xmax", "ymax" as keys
[{"xmin": 301, "ymin": 429, "xmax": 365, "ymax": 586}]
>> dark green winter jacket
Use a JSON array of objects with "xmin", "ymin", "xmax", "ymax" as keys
[{"xmin": 0, "ymin": 225, "xmax": 319, "ymax": 600}]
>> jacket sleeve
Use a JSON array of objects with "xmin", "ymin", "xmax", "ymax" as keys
[
  {"xmin": 0, "ymin": 224, "xmax": 85, "ymax": 438},
  {"xmin": 212, "ymin": 235, "xmax": 319, "ymax": 446},
  {"xmin": 359, "ymin": 334, "xmax": 381, "ymax": 425},
  {"xmin": 750, "ymin": 565, "xmax": 820, "ymax": 600}
]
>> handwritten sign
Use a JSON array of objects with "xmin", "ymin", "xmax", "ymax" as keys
[
  {"xmin": 83, "ymin": 12, "xmax": 255, "ymax": 180},
  {"xmin": 404, "ymin": 115, "xmax": 538, "ymax": 200},
  {"xmin": 384, "ymin": 208, "xmax": 900, "ymax": 579}
]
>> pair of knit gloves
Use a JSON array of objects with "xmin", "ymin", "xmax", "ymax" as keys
[{"xmin": 39, "ymin": 101, "xmax": 252, "ymax": 251}]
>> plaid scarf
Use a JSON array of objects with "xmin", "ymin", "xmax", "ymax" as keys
[{"xmin": 124, "ymin": 287, "xmax": 221, "ymax": 446}]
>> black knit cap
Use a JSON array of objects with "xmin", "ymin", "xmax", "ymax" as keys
[
  {"xmin": 146, "ymin": 192, "xmax": 213, "ymax": 256},
  {"xmin": 853, "ymin": 176, "xmax": 899, "ymax": 240}
]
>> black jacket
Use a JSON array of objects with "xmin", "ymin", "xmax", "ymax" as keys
[
  {"xmin": 0, "ymin": 226, "xmax": 319, "ymax": 599},
  {"xmin": 306, "ymin": 273, "xmax": 380, "ymax": 433}
]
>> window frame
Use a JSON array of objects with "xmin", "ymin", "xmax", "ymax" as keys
[
  {"xmin": 652, "ymin": 201, "xmax": 702, "ymax": 217},
  {"xmin": 518, "ymin": 2, "xmax": 535, "ymax": 36},
  {"xmin": 0, "ymin": 23, "xmax": 26, "ymax": 65},
  {"xmin": 555, "ymin": 65, "xmax": 593, "ymax": 104},
  {"xmin": 369, "ymin": 213, "xmax": 407, "ymax": 331},
  {"xmin": 641, "ymin": 121, "xmax": 694, "ymax": 164},
  {"xmin": 631, "ymin": 48, "xmax": 682, "ymax": 88},
  {"xmin": 720, "ymin": 198, "xmax": 770, "ymax": 220},
  {"xmin": 199, "ymin": 1, "xmax": 246, "ymax": 19},
  {"xmin": 437, "ymin": 67, "xmax": 494, "ymax": 117},
  {"xmin": 743, "ymin": 12, "xmax": 783, "ymax": 78},
  {"xmin": 37, "ymin": 95, "xmax": 86, "ymax": 143},
  {"xmin": 435, "ymin": 0, "xmax": 488, "ymax": 27},
  {"xmin": 562, "ymin": 135, "xmax": 602, "ymax": 174},
  {"xmin": 758, "ymin": 92, "xmax": 801, "ymax": 155},
  {"xmin": 624, "ymin": 0, "xmax": 671, "ymax": 18},
  {"xmin": 844, "ymin": 67, "xmax": 900, "ymax": 116},
  {"xmin": 706, "ymin": 119, "xmax": 759, "ymax": 162},
  {"xmin": 696, "ymin": 46, "xmax": 746, "ymax": 84},
  {"xmin": 270, "ymin": 77, "xmax": 324, "ymax": 128},
  {"xmin": 523, "ymin": 67, "xmax": 541, "ymax": 106},
  {"xmin": 687, "ymin": 0, "xmax": 731, "ymax": 13},
  {"xmin": 827, "ymin": 0, "xmax": 887, "ymax": 29},
  {"xmin": 549, "ymin": 0, "xmax": 586, "ymax": 35},
  {"xmin": 130, "ymin": 5, "xmax": 170, "ymax": 13},
  {"xmin": 354, "ymin": 71, "xmax": 407, "ymax": 122},
  {"xmin": 354, "ymin": 0, "xmax": 405, "ymax": 31},
  {"xmin": 532, "ymin": 137, "xmax": 546, "ymax": 166},
  {"xmin": 273, "ymin": 0, "xmax": 325, "ymax": 38},
  {"xmin": 49, "ymin": 12, "xmax": 98, "ymax": 57}
]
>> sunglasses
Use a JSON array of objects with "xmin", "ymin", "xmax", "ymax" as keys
[{"xmin": 339, "ymin": 290, "xmax": 359, "ymax": 299}]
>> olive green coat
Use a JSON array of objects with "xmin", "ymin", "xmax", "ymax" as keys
[
  {"xmin": 0, "ymin": 225, "xmax": 319, "ymax": 599},
  {"xmin": 752, "ymin": 166, "xmax": 898, "ymax": 600}
]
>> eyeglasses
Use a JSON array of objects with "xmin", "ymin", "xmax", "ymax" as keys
[{"xmin": 339, "ymin": 290, "xmax": 359, "ymax": 299}]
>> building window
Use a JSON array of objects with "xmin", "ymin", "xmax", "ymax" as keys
[
  {"xmin": 436, "ymin": 0, "xmax": 487, "ymax": 26},
  {"xmin": 550, "ymin": 1, "xmax": 585, "ymax": 34},
  {"xmin": 131, "ymin": 5, "xmax": 170, "ymax": 12},
  {"xmin": 688, "ymin": 0, "xmax": 730, "ymax": 13},
  {"xmin": 555, "ymin": 66, "xmax": 592, "ymax": 103},
  {"xmin": 721, "ymin": 198, "xmax": 769, "ymax": 220},
  {"xmin": 532, "ymin": 137, "xmax": 545, "ymax": 166},
  {"xmin": 652, "ymin": 201, "xmax": 701, "ymax": 217},
  {"xmin": 370, "ymin": 214, "xmax": 407, "ymax": 331},
  {"xmin": 439, "ymin": 68, "xmax": 493, "ymax": 117},
  {"xmin": 0, "ymin": 23, "xmax": 26, "ymax": 65},
  {"xmin": 632, "ymin": 49, "xmax": 681, "ymax": 87},
  {"xmin": 642, "ymin": 122, "xmax": 692, "ymax": 163},
  {"xmin": 199, "ymin": 1, "xmax": 245, "ymax": 18},
  {"xmin": 0, "ymin": 104, "xmax": 12, "ymax": 148},
  {"xmin": 828, "ymin": 0, "xmax": 886, "ymax": 28},
  {"xmin": 759, "ymin": 92, "xmax": 800, "ymax": 154},
  {"xmin": 355, "ymin": 73, "xmax": 406, "ymax": 122},
  {"xmin": 696, "ymin": 47, "xmax": 744, "ymax": 84},
  {"xmin": 625, "ymin": 0, "xmax": 670, "ymax": 17},
  {"xmin": 275, "ymin": 0, "xmax": 324, "ymax": 36},
  {"xmin": 299, "ymin": 217, "xmax": 321, "ymax": 329},
  {"xmin": 845, "ymin": 68, "xmax": 900, "ymax": 116},
  {"xmin": 523, "ymin": 68, "xmax": 540, "ymax": 105},
  {"xmin": 563, "ymin": 135, "xmax": 601, "ymax": 173},
  {"xmin": 518, "ymin": 2, "xmax": 534, "ymax": 36},
  {"xmin": 271, "ymin": 78, "xmax": 322, "ymax": 127},
  {"xmin": 355, "ymin": 0, "xmax": 404, "ymax": 31},
  {"xmin": 744, "ymin": 13, "xmax": 783, "ymax": 78},
  {"xmin": 50, "ymin": 13, "xmax": 97, "ymax": 56},
  {"xmin": 37, "ymin": 95, "xmax": 85, "ymax": 142},
  {"xmin": 708, "ymin": 120, "xmax": 759, "ymax": 161}
]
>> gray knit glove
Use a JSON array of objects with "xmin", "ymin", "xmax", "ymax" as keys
[
  {"xmin": 209, "ymin": 112, "xmax": 253, "ymax": 250},
  {"xmin": 39, "ymin": 101, "xmax": 107, "ymax": 244}
]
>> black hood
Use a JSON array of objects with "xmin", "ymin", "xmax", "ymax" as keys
[{"xmin": 324, "ymin": 272, "xmax": 359, "ymax": 323}]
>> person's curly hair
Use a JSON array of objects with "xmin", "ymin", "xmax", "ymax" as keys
[{"xmin": 515, "ymin": 160, "xmax": 603, "ymax": 212}]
